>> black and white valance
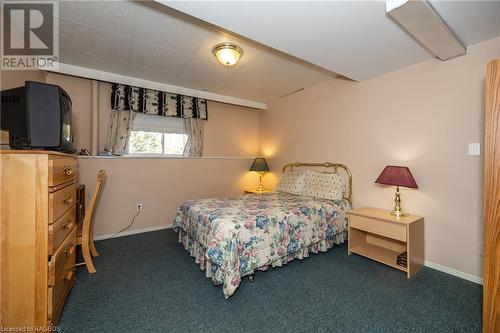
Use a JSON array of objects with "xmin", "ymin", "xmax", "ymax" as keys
[{"xmin": 111, "ymin": 83, "xmax": 208, "ymax": 120}]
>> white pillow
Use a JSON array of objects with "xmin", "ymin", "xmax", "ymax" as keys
[
  {"xmin": 276, "ymin": 170, "xmax": 308, "ymax": 195},
  {"xmin": 302, "ymin": 171, "xmax": 346, "ymax": 201}
]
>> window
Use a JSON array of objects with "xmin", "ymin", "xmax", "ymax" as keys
[{"xmin": 126, "ymin": 114, "xmax": 187, "ymax": 156}]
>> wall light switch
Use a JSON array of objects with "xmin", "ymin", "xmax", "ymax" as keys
[{"xmin": 468, "ymin": 143, "xmax": 480, "ymax": 156}]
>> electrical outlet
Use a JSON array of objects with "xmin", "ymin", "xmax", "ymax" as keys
[{"xmin": 136, "ymin": 203, "xmax": 143, "ymax": 212}]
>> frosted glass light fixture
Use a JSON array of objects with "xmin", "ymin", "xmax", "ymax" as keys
[{"xmin": 212, "ymin": 43, "xmax": 243, "ymax": 66}]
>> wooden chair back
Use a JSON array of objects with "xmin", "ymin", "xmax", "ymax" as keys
[
  {"xmin": 84, "ymin": 170, "xmax": 106, "ymax": 226},
  {"xmin": 79, "ymin": 170, "xmax": 106, "ymax": 273}
]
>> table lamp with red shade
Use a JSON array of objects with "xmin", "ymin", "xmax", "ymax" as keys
[{"xmin": 375, "ymin": 165, "xmax": 418, "ymax": 218}]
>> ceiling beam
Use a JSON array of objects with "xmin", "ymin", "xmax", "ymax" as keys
[
  {"xmin": 386, "ymin": 0, "xmax": 466, "ymax": 61},
  {"xmin": 40, "ymin": 62, "xmax": 267, "ymax": 110}
]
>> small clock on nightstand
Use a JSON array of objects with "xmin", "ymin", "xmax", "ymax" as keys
[{"xmin": 244, "ymin": 189, "xmax": 272, "ymax": 195}]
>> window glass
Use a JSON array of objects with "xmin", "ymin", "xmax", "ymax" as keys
[
  {"xmin": 127, "ymin": 114, "xmax": 187, "ymax": 156},
  {"xmin": 127, "ymin": 131, "xmax": 187, "ymax": 155},
  {"xmin": 164, "ymin": 133, "xmax": 188, "ymax": 155},
  {"xmin": 128, "ymin": 131, "xmax": 163, "ymax": 154}
]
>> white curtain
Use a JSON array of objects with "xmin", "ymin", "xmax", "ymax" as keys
[
  {"xmin": 104, "ymin": 110, "xmax": 136, "ymax": 156},
  {"xmin": 183, "ymin": 118, "xmax": 204, "ymax": 157}
]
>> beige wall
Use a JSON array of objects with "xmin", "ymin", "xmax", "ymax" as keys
[
  {"xmin": 204, "ymin": 101, "xmax": 260, "ymax": 157},
  {"xmin": 78, "ymin": 157, "xmax": 257, "ymax": 236},
  {"xmin": 260, "ymin": 37, "xmax": 500, "ymax": 279},
  {"xmin": 0, "ymin": 70, "xmax": 46, "ymax": 89}
]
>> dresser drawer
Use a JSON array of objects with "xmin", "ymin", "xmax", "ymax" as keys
[
  {"xmin": 48, "ymin": 206, "xmax": 76, "ymax": 256},
  {"xmin": 49, "ymin": 157, "xmax": 78, "ymax": 187},
  {"xmin": 49, "ymin": 184, "xmax": 76, "ymax": 223},
  {"xmin": 350, "ymin": 214, "xmax": 406, "ymax": 242},
  {"xmin": 48, "ymin": 274, "xmax": 74, "ymax": 326},
  {"xmin": 48, "ymin": 227, "xmax": 76, "ymax": 322}
]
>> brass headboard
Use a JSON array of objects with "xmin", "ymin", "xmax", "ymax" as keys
[{"xmin": 281, "ymin": 162, "xmax": 352, "ymax": 203}]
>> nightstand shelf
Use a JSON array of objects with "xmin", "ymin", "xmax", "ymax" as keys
[
  {"xmin": 348, "ymin": 207, "xmax": 424, "ymax": 277},
  {"xmin": 349, "ymin": 240, "xmax": 407, "ymax": 273}
]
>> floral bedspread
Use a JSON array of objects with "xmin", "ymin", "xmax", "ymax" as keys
[{"xmin": 173, "ymin": 192, "xmax": 351, "ymax": 298}]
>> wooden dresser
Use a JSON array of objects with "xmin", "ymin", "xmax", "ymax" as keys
[{"xmin": 1, "ymin": 151, "xmax": 78, "ymax": 328}]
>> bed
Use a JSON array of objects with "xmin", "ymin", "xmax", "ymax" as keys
[{"xmin": 173, "ymin": 162, "xmax": 352, "ymax": 298}]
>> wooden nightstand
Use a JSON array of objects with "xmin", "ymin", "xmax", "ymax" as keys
[
  {"xmin": 244, "ymin": 189, "xmax": 272, "ymax": 194},
  {"xmin": 348, "ymin": 207, "xmax": 424, "ymax": 278}
]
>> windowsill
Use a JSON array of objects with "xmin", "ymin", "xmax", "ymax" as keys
[
  {"xmin": 126, "ymin": 153, "xmax": 185, "ymax": 157},
  {"xmin": 76, "ymin": 155, "xmax": 255, "ymax": 160}
]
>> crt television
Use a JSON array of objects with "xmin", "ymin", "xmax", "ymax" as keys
[{"xmin": 1, "ymin": 81, "xmax": 74, "ymax": 153}]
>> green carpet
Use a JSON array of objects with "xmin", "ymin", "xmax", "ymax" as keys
[{"xmin": 59, "ymin": 229, "xmax": 482, "ymax": 332}]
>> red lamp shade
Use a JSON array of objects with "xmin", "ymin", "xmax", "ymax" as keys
[{"xmin": 375, "ymin": 166, "xmax": 418, "ymax": 189}]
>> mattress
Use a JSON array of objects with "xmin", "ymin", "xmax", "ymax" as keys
[{"xmin": 173, "ymin": 192, "xmax": 351, "ymax": 298}]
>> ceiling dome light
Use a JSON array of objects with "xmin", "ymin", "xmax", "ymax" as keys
[{"xmin": 212, "ymin": 43, "xmax": 243, "ymax": 67}]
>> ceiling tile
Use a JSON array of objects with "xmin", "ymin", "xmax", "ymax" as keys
[
  {"xmin": 130, "ymin": 4, "xmax": 212, "ymax": 57},
  {"xmin": 60, "ymin": 20, "xmax": 132, "ymax": 64},
  {"xmin": 128, "ymin": 41, "xmax": 189, "ymax": 76},
  {"xmin": 58, "ymin": 48, "xmax": 130, "ymax": 76},
  {"xmin": 179, "ymin": 57, "xmax": 232, "ymax": 82},
  {"xmin": 59, "ymin": 0, "xmax": 135, "ymax": 38}
]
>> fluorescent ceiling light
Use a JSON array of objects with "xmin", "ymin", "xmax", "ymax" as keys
[{"xmin": 386, "ymin": 0, "xmax": 466, "ymax": 60}]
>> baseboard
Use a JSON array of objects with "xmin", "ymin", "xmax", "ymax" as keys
[
  {"xmin": 94, "ymin": 226, "xmax": 484, "ymax": 285},
  {"xmin": 93, "ymin": 225, "xmax": 172, "ymax": 241},
  {"xmin": 424, "ymin": 260, "xmax": 483, "ymax": 285}
]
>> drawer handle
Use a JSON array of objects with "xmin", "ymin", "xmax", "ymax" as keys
[
  {"xmin": 64, "ymin": 268, "xmax": 76, "ymax": 281},
  {"xmin": 61, "ymin": 218, "xmax": 72, "ymax": 230},
  {"xmin": 63, "ymin": 196, "xmax": 73, "ymax": 205},
  {"xmin": 63, "ymin": 167, "xmax": 73, "ymax": 176}
]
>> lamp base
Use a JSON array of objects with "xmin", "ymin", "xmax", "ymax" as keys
[
  {"xmin": 255, "ymin": 173, "xmax": 264, "ymax": 192},
  {"xmin": 391, "ymin": 186, "xmax": 409, "ymax": 218},
  {"xmin": 390, "ymin": 210, "xmax": 408, "ymax": 218}
]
